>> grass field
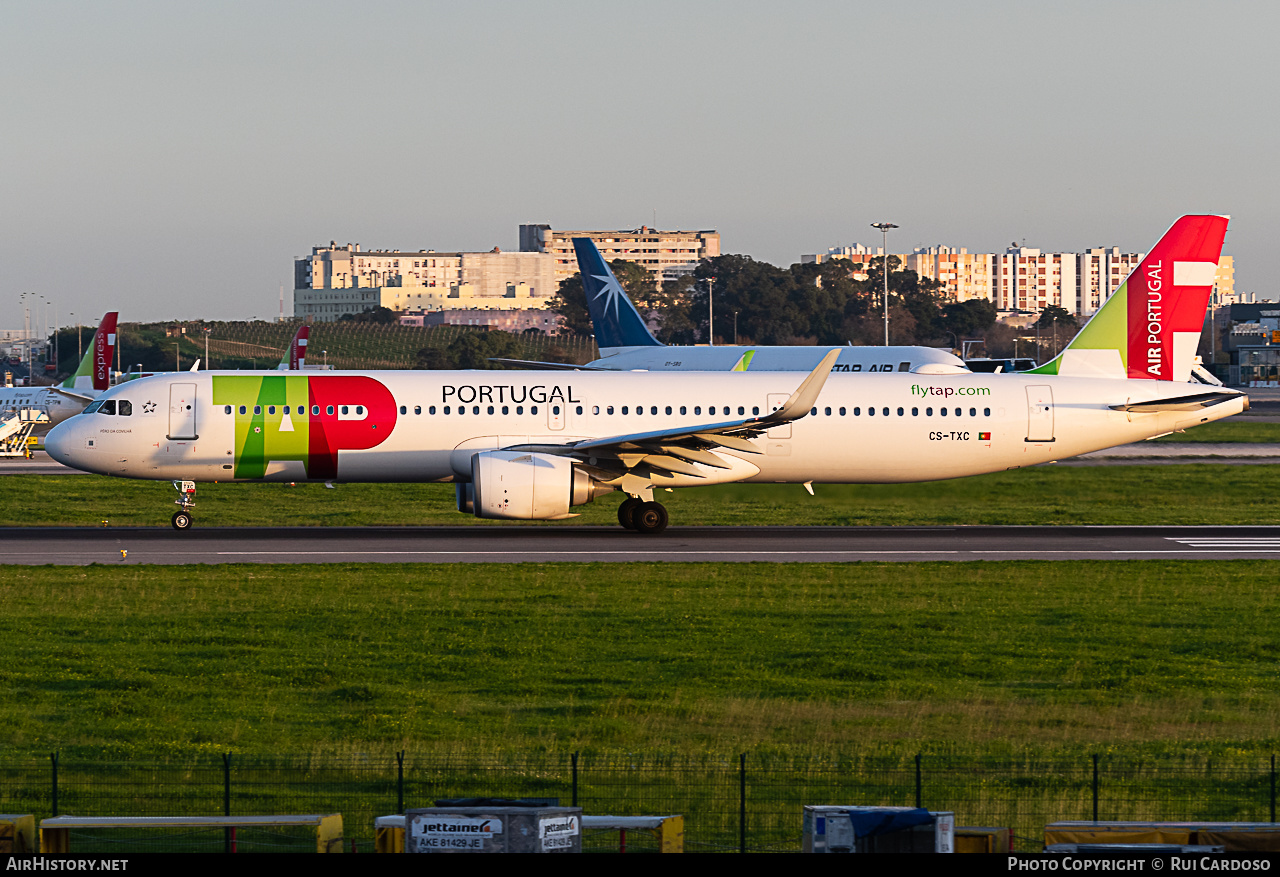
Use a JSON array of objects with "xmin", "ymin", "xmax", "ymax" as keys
[
  {"xmin": 2, "ymin": 463, "xmax": 1278, "ymax": 527},
  {"xmin": 1153, "ymin": 420, "xmax": 1280, "ymax": 442},
  {"xmin": 0, "ymin": 561, "xmax": 1277, "ymax": 760}
]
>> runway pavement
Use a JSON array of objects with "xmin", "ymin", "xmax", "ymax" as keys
[{"xmin": 5, "ymin": 525, "xmax": 1280, "ymax": 565}]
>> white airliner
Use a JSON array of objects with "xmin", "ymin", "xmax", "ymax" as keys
[
  {"xmin": 0, "ymin": 312, "xmax": 118, "ymax": 429},
  {"xmin": 500, "ymin": 237, "xmax": 968, "ymax": 374},
  {"xmin": 45, "ymin": 216, "xmax": 1244, "ymax": 534}
]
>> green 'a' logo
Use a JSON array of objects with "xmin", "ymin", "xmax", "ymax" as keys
[{"xmin": 212, "ymin": 375, "xmax": 310, "ymax": 478}]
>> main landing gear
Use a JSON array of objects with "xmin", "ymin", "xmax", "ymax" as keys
[
  {"xmin": 171, "ymin": 480, "xmax": 196, "ymax": 531},
  {"xmin": 618, "ymin": 496, "xmax": 669, "ymax": 535}
]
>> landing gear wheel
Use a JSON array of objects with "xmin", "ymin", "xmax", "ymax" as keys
[
  {"xmin": 618, "ymin": 497, "xmax": 643, "ymax": 530},
  {"xmin": 171, "ymin": 511, "xmax": 193, "ymax": 531},
  {"xmin": 632, "ymin": 501, "xmax": 669, "ymax": 535}
]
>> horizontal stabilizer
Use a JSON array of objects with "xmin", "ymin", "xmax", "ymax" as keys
[{"xmin": 1109, "ymin": 391, "xmax": 1246, "ymax": 413}]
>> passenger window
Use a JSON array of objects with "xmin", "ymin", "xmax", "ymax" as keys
[
  {"xmin": 269, "ymin": 406, "xmax": 276, "ymax": 415},
  {"xmin": 940, "ymin": 407, "xmax": 947, "ymax": 416},
  {"xmin": 357, "ymin": 406, "xmax": 364, "ymax": 415},
  {"xmin": 504, "ymin": 406, "xmax": 510, "ymax": 415},
  {"xmin": 445, "ymin": 406, "xmax": 451, "ymax": 414},
  {"xmin": 428, "ymin": 406, "xmax": 435, "ymax": 415},
  {"xmin": 855, "ymin": 407, "xmax": 862, "ymax": 416},
  {"xmin": 607, "ymin": 406, "xmax": 614, "ymax": 415},
  {"xmin": 984, "ymin": 408, "xmax": 991, "ymax": 416},
  {"xmin": 651, "ymin": 406, "xmax": 658, "ymax": 415},
  {"xmin": 254, "ymin": 405, "xmax": 262, "ymax": 415},
  {"xmin": 622, "ymin": 406, "xmax": 629, "ymax": 415},
  {"xmin": 897, "ymin": 407, "xmax": 904, "ymax": 416},
  {"xmin": 488, "ymin": 406, "xmax": 495, "ymax": 415},
  {"xmin": 576, "ymin": 406, "xmax": 583, "ymax": 415},
  {"xmin": 954, "ymin": 408, "xmax": 961, "ymax": 416},
  {"xmin": 415, "ymin": 406, "xmax": 422, "ymax": 415},
  {"xmin": 680, "ymin": 406, "xmax": 686, "ymax": 415},
  {"xmin": 694, "ymin": 406, "xmax": 701, "ymax": 415},
  {"xmin": 927, "ymin": 407, "xmax": 933, "ymax": 416},
  {"xmin": 753, "ymin": 406, "xmax": 760, "ymax": 415},
  {"xmin": 882, "ymin": 408, "xmax": 889, "ymax": 416},
  {"xmin": 224, "ymin": 405, "xmax": 232, "ymax": 415},
  {"xmin": 472, "ymin": 406, "xmax": 479, "ymax": 414},
  {"xmin": 340, "ymin": 406, "xmax": 348, "ymax": 415},
  {"xmin": 912, "ymin": 407, "xmax": 918, "ymax": 416},
  {"xmin": 118, "ymin": 401, "xmax": 132, "ymax": 416},
  {"xmin": 810, "ymin": 407, "xmax": 817, "ymax": 415},
  {"xmin": 824, "ymin": 407, "xmax": 831, "ymax": 416},
  {"xmin": 839, "ymin": 407, "xmax": 846, "ymax": 416},
  {"xmin": 399, "ymin": 405, "xmax": 407, "ymax": 415},
  {"xmin": 970, "ymin": 408, "xmax": 976, "ymax": 417},
  {"xmin": 665, "ymin": 406, "xmax": 672, "ymax": 415},
  {"xmin": 552, "ymin": 405, "xmax": 560, "ymax": 415},
  {"xmin": 738, "ymin": 406, "xmax": 745, "ymax": 415},
  {"xmin": 592, "ymin": 406, "xmax": 599, "ymax": 415},
  {"xmin": 517, "ymin": 406, "xmax": 524, "ymax": 415},
  {"xmin": 531, "ymin": 406, "xmax": 538, "ymax": 415}
]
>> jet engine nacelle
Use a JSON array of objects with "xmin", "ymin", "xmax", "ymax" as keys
[{"xmin": 469, "ymin": 450, "xmax": 613, "ymax": 520}]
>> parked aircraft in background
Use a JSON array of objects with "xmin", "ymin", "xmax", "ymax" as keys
[
  {"xmin": 46, "ymin": 216, "xmax": 1242, "ymax": 534},
  {"xmin": 499, "ymin": 237, "xmax": 970, "ymax": 375},
  {"xmin": 277, "ymin": 325, "xmax": 309, "ymax": 370},
  {"xmin": 0, "ymin": 312, "xmax": 117, "ymax": 428}
]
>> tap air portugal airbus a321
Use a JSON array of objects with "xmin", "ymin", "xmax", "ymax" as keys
[{"xmin": 46, "ymin": 215, "xmax": 1243, "ymax": 534}]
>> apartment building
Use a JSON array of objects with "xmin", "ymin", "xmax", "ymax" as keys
[
  {"xmin": 520, "ymin": 225, "xmax": 720, "ymax": 286},
  {"xmin": 294, "ymin": 243, "xmax": 558, "ymax": 322},
  {"xmin": 804, "ymin": 243, "xmax": 1234, "ymax": 318}
]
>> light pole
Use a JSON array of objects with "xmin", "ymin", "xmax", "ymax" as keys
[
  {"xmin": 706, "ymin": 277, "xmax": 716, "ymax": 346},
  {"xmin": 871, "ymin": 223, "xmax": 898, "ymax": 346}
]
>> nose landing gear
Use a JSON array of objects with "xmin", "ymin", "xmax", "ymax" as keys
[{"xmin": 171, "ymin": 480, "xmax": 196, "ymax": 531}]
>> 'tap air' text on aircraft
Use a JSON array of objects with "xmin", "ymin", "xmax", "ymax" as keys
[{"xmin": 46, "ymin": 216, "xmax": 1243, "ymax": 533}]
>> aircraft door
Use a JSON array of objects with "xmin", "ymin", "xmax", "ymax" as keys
[
  {"xmin": 547, "ymin": 401, "xmax": 565, "ymax": 431},
  {"xmin": 168, "ymin": 383, "xmax": 198, "ymax": 440},
  {"xmin": 766, "ymin": 393, "xmax": 791, "ymax": 439},
  {"xmin": 1025, "ymin": 385, "xmax": 1054, "ymax": 442}
]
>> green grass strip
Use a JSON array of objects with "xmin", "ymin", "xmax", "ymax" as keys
[
  {"xmin": 4, "ymin": 464, "xmax": 1280, "ymax": 527},
  {"xmin": 1, "ymin": 561, "xmax": 1277, "ymax": 759}
]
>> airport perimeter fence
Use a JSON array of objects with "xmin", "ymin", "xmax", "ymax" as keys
[{"xmin": 1, "ymin": 752, "xmax": 1277, "ymax": 853}]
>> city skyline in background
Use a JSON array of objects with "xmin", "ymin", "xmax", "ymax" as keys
[{"xmin": 3, "ymin": 1, "xmax": 1276, "ymax": 324}]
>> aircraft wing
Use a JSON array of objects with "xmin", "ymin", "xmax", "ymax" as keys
[
  {"xmin": 1109, "ymin": 390, "xmax": 1247, "ymax": 413},
  {"xmin": 487, "ymin": 358, "xmax": 614, "ymax": 371},
  {"xmin": 504, "ymin": 349, "xmax": 840, "ymax": 484},
  {"xmin": 49, "ymin": 386, "xmax": 95, "ymax": 404}
]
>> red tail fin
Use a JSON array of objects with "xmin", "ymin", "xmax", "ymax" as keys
[
  {"xmin": 291, "ymin": 325, "xmax": 309, "ymax": 370},
  {"xmin": 94, "ymin": 312, "xmax": 118, "ymax": 391}
]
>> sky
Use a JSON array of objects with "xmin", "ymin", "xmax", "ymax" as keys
[{"xmin": 3, "ymin": 0, "xmax": 1277, "ymax": 324}]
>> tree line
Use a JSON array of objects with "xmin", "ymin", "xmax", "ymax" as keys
[{"xmin": 549, "ymin": 254, "xmax": 1074, "ymax": 359}]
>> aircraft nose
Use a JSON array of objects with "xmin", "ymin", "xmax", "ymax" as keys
[{"xmin": 45, "ymin": 420, "xmax": 74, "ymax": 462}]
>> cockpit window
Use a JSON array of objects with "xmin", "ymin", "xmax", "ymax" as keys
[
  {"xmin": 99, "ymin": 400, "xmax": 117, "ymax": 415},
  {"xmin": 84, "ymin": 400, "xmax": 105, "ymax": 414},
  {"xmin": 118, "ymin": 400, "xmax": 132, "ymax": 416}
]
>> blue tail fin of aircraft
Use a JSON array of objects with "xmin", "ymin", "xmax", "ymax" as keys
[{"xmin": 573, "ymin": 237, "xmax": 664, "ymax": 350}]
